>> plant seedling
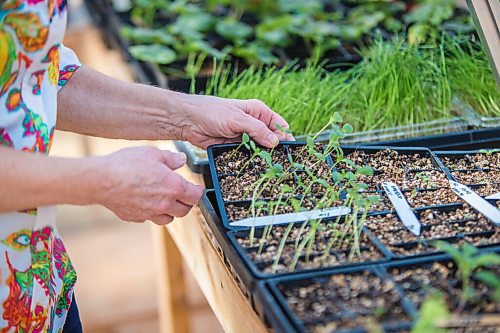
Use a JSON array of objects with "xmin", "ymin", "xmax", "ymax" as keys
[
  {"xmin": 434, "ymin": 241, "xmax": 500, "ymax": 307},
  {"xmin": 227, "ymin": 132, "xmax": 250, "ymax": 160}
]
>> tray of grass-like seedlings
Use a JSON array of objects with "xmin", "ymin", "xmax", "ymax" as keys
[
  {"xmin": 263, "ymin": 244, "xmax": 500, "ymax": 333},
  {"xmin": 178, "ymin": 36, "xmax": 500, "ymax": 175}
]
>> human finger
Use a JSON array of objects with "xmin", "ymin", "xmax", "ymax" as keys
[{"xmin": 150, "ymin": 215, "xmax": 174, "ymax": 225}]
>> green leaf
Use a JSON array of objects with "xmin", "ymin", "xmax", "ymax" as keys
[
  {"xmin": 215, "ymin": 19, "xmax": 253, "ymax": 43},
  {"xmin": 128, "ymin": 44, "xmax": 177, "ymax": 64},
  {"xmin": 271, "ymin": 163, "xmax": 283, "ymax": 174},
  {"xmin": 172, "ymin": 11, "xmax": 215, "ymax": 33},
  {"xmin": 120, "ymin": 26, "xmax": 175, "ymax": 45},
  {"xmin": 232, "ymin": 42, "xmax": 278, "ymax": 65},
  {"xmin": 357, "ymin": 165, "xmax": 374, "ymax": 176},
  {"xmin": 250, "ymin": 140, "xmax": 257, "ymax": 151},
  {"xmin": 180, "ymin": 40, "xmax": 225, "ymax": 59},
  {"xmin": 475, "ymin": 270, "xmax": 500, "ymax": 288},
  {"xmin": 293, "ymin": 162, "xmax": 304, "ymax": 171},
  {"xmin": 384, "ymin": 17, "xmax": 403, "ymax": 32},
  {"xmin": 342, "ymin": 123, "xmax": 354, "ymax": 134},
  {"xmin": 408, "ymin": 23, "xmax": 431, "ymax": 45},
  {"xmin": 242, "ymin": 133, "xmax": 250, "ymax": 144},
  {"xmin": 259, "ymin": 151, "xmax": 272, "ymax": 166},
  {"xmin": 332, "ymin": 112, "xmax": 343, "ymax": 123},
  {"xmin": 412, "ymin": 293, "xmax": 449, "ymax": 333},
  {"xmin": 256, "ymin": 16, "xmax": 293, "ymax": 48},
  {"xmin": 474, "ymin": 253, "xmax": 500, "ymax": 268}
]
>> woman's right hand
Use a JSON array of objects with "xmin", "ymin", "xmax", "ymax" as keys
[{"xmin": 95, "ymin": 146, "xmax": 203, "ymax": 225}]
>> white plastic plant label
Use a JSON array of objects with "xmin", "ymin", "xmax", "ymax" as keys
[
  {"xmin": 485, "ymin": 192, "xmax": 500, "ymax": 200},
  {"xmin": 382, "ymin": 182, "xmax": 421, "ymax": 236},
  {"xmin": 230, "ymin": 206, "xmax": 351, "ymax": 228},
  {"xmin": 450, "ymin": 180, "xmax": 500, "ymax": 226}
]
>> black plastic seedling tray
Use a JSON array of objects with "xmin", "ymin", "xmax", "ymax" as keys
[
  {"xmin": 199, "ymin": 190, "xmax": 258, "ymax": 302},
  {"xmin": 181, "ymin": 128, "xmax": 500, "ymax": 177},
  {"xmin": 265, "ymin": 264, "xmax": 418, "ymax": 333},
  {"xmin": 199, "ymin": 189, "xmax": 391, "ymax": 300},
  {"xmin": 205, "ymin": 144, "xmax": 499, "ymax": 282},
  {"xmin": 264, "ymin": 250, "xmax": 500, "ymax": 333},
  {"xmin": 366, "ymin": 203, "xmax": 499, "ymax": 259},
  {"xmin": 370, "ymin": 127, "xmax": 500, "ymax": 151}
]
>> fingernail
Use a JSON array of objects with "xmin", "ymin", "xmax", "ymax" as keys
[{"xmin": 267, "ymin": 133, "xmax": 279, "ymax": 146}]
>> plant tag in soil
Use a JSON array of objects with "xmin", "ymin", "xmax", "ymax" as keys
[
  {"xmin": 229, "ymin": 206, "xmax": 351, "ymax": 228},
  {"xmin": 382, "ymin": 182, "xmax": 421, "ymax": 236},
  {"xmin": 485, "ymin": 192, "xmax": 500, "ymax": 200},
  {"xmin": 449, "ymin": 180, "xmax": 500, "ymax": 225}
]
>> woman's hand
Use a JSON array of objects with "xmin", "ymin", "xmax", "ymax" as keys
[
  {"xmin": 173, "ymin": 93, "xmax": 294, "ymax": 149},
  {"xmin": 96, "ymin": 146, "xmax": 203, "ymax": 225}
]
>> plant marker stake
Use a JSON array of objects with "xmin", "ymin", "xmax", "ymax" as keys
[
  {"xmin": 485, "ymin": 192, "xmax": 500, "ymax": 200},
  {"xmin": 382, "ymin": 182, "xmax": 421, "ymax": 236},
  {"xmin": 229, "ymin": 206, "xmax": 351, "ymax": 228},
  {"xmin": 450, "ymin": 180, "xmax": 500, "ymax": 226}
]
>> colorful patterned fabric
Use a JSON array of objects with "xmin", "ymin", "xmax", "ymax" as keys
[{"xmin": 0, "ymin": 1, "xmax": 80, "ymax": 331}]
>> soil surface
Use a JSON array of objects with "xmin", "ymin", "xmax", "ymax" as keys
[
  {"xmin": 389, "ymin": 261, "xmax": 500, "ymax": 314},
  {"xmin": 235, "ymin": 223, "xmax": 384, "ymax": 273},
  {"xmin": 440, "ymin": 153, "xmax": 499, "ymax": 170},
  {"xmin": 451, "ymin": 170, "xmax": 500, "ymax": 185},
  {"xmin": 281, "ymin": 270, "xmax": 410, "ymax": 332},
  {"xmin": 365, "ymin": 205, "xmax": 497, "ymax": 253},
  {"xmin": 405, "ymin": 188, "xmax": 459, "ymax": 208}
]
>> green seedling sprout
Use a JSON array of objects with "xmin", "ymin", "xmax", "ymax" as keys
[
  {"xmin": 227, "ymin": 132, "xmax": 250, "ymax": 160},
  {"xmin": 248, "ymin": 163, "xmax": 284, "ymax": 246},
  {"xmin": 474, "ymin": 270, "xmax": 500, "ymax": 303},
  {"xmin": 412, "ymin": 292, "xmax": 450, "ymax": 333},
  {"xmin": 434, "ymin": 241, "xmax": 500, "ymax": 308},
  {"xmin": 257, "ymin": 184, "xmax": 294, "ymax": 255},
  {"xmin": 479, "ymin": 148, "xmax": 500, "ymax": 155}
]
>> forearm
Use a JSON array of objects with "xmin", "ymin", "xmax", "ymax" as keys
[
  {"xmin": 0, "ymin": 147, "xmax": 105, "ymax": 212},
  {"xmin": 57, "ymin": 66, "xmax": 189, "ymax": 140}
]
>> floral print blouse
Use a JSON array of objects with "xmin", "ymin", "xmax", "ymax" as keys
[{"xmin": 0, "ymin": 0, "xmax": 80, "ymax": 331}]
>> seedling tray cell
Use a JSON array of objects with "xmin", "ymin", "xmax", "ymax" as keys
[
  {"xmin": 365, "ymin": 203, "xmax": 499, "ymax": 259},
  {"xmin": 266, "ymin": 266, "xmax": 415, "ymax": 333},
  {"xmin": 226, "ymin": 224, "xmax": 391, "ymax": 279},
  {"xmin": 335, "ymin": 146, "xmax": 448, "ymax": 192},
  {"xmin": 382, "ymin": 257, "xmax": 500, "ymax": 317},
  {"xmin": 434, "ymin": 150, "xmax": 500, "ymax": 171}
]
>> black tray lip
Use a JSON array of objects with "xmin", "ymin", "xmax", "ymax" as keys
[
  {"xmin": 264, "ymin": 249, "xmax": 500, "ymax": 333},
  {"xmin": 254, "ymin": 280, "xmax": 298, "ymax": 333},
  {"xmin": 199, "ymin": 189, "xmax": 261, "ymax": 297}
]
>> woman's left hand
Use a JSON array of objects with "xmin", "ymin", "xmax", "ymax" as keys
[{"xmin": 173, "ymin": 93, "xmax": 294, "ymax": 149}]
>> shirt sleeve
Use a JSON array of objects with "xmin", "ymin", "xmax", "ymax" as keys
[{"xmin": 58, "ymin": 44, "xmax": 81, "ymax": 91}]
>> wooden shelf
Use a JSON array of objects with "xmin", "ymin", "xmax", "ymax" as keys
[{"xmin": 154, "ymin": 142, "xmax": 268, "ymax": 333}]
